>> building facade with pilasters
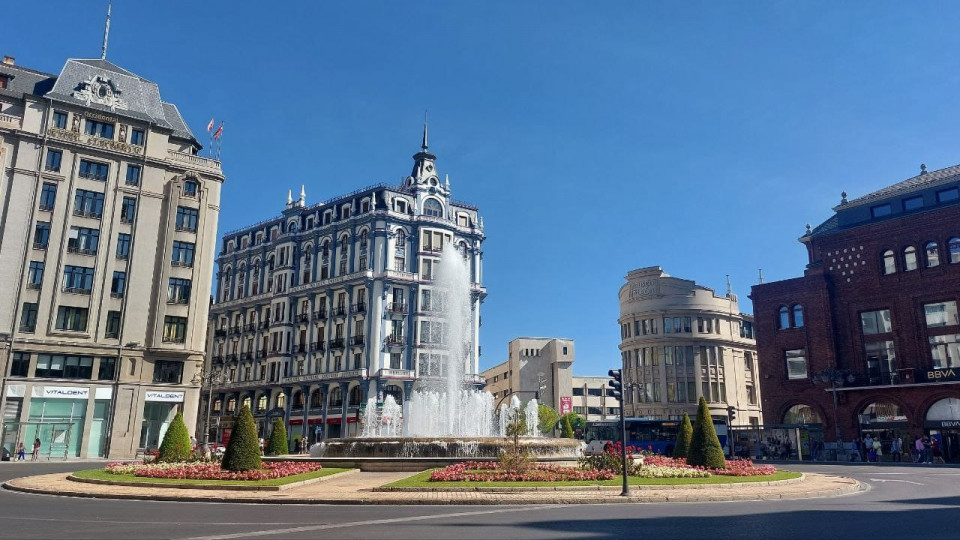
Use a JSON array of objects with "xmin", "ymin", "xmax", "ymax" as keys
[{"xmin": 204, "ymin": 134, "xmax": 485, "ymax": 445}]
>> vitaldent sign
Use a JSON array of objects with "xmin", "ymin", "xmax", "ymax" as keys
[
  {"xmin": 145, "ymin": 391, "xmax": 184, "ymax": 403},
  {"xmin": 32, "ymin": 386, "xmax": 90, "ymax": 399}
]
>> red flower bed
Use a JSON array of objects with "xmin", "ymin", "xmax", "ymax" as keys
[
  {"xmin": 640, "ymin": 455, "xmax": 776, "ymax": 476},
  {"xmin": 429, "ymin": 461, "xmax": 615, "ymax": 482},
  {"xmin": 109, "ymin": 461, "xmax": 322, "ymax": 481}
]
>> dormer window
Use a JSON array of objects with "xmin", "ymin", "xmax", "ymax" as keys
[
  {"xmin": 183, "ymin": 180, "xmax": 198, "ymax": 197},
  {"xmin": 84, "ymin": 119, "xmax": 114, "ymax": 139},
  {"xmin": 361, "ymin": 200, "xmax": 370, "ymax": 213},
  {"xmin": 423, "ymin": 198, "xmax": 443, "ymax": 217},
  {"xmin": 902, "ymin": 196, "xmax": 924, "ymax": 211},
  {"xmin": 870, "ymin": 204, "xmax": 892, "ymax": 218},
  {"xmin": 395, "ymin": 200, "xmax": 407, "ymax": 213},
  {"xmin": 0, "ymin": 75, "xmax": 8, "ymax": 90},
  {"xmin": 937, "ymin": 188, "xmax": 959, "ymax": 203}
]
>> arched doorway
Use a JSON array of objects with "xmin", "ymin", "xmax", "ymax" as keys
[
  {"xmin": 384, "ymin": 384, "xmax": 403, "ymax": 405},
  {"xmin": 926, "ymin": 397, "xmax": 960, "ymax": 462},
  {"xmin": 782, "ymin": 404, "xmax": 822, "ymax": 425},
  {"xmin": 859, "ymin": 401, "xmax": 908, "ymax": 461}
]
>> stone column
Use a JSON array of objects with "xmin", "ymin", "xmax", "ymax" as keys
[
  {"xmin": 320, "ymin": 384, "xmax": 329, "ymax": 441},
  {"xmin": 339, "ymin": 381, "xmax": 349, "ymax": 437},
  {"xmin": 300, "ymin": 384, "xmax": 310, "ymax": 449}
]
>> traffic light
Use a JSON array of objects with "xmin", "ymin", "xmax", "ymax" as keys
[
  {"xmin": 727, "ymin": 406, "xmax": 737, "ymax": 422},
  {"xmin": 608, "ymin": 369, "xmax": 623, "ymax": 402}
]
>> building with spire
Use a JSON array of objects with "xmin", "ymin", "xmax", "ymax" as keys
[
  {"xmin": 203, "ymin": 124, "xmax": 485, "ymax": 444},
  {"xmin": 0, "ymin": 46, "xmax": 224, "ymax": 457}
]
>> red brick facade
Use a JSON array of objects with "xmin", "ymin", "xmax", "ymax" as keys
[{"xmin": 751, "ymin": 184, "xmax": 960, "ymax": 447}]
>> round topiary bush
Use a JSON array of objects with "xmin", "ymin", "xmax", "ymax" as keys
[
  {"xmin": 687, "ymin": 397, "xmax": 726, "ymax": 468},
  {"xmin": 156, "ymin": 411, "xmax": 193, "ymax": 462},
  {"xmin": 673, "ymin": 412, "xmax": 693, "ymax": 459},
  {"xmin": 265, "ymin": 418, "xmax": 289, "ymax": 456},
  {"xmin": 222, "ymin": 405, "xmax": 262, "ymax": 471}
]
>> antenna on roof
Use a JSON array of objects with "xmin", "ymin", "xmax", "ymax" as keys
[
  {"xmin": 758, "ymin": 268, "xmax": 764, "ymax": 285},
  {"xmin": 100, "ymin": 3, "xmax": 112, "ymax": 60},
  {"xmin": 421, "ymin": 110, "xmax": 429, "ymax": 152},
  {"xmin": 726, "ymin": 274, "xmax": 732, "ymax": 296}
]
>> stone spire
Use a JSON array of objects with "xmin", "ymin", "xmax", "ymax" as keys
[{"xmin": 299, "ymin": 185, "xmax": 306, "ymax": 205}]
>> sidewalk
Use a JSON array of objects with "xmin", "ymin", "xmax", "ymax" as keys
[{"xmin": 3, "ymin": 471, "xmax": 861, "ymax": 505}]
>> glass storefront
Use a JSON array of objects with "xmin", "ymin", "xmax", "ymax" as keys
[
  {"xmin": 140, "ymin": 402, "xmax": 177, "ymax": 450},
  {"xmin": 28, "ymin": 398, "xmax": 87, "ymax": 458},
  {"xmin": 87, "ymin": 400, "xmax": 111, "ymax": 458}
]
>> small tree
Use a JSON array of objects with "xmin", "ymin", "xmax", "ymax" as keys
[
  {"xmin": 561, "ymin": 415, "xmax": 575, "ymax": 438},
  {"xmin": 156, "ymin": 412, "xmax": 193, "ymax": 462},
  {"xmin": 673, "ymin": 413, "xmax": 693, "ymax": 459},
  {"xmin": 265, "ymin": 418, "xmax": 289, "ymax": 456},
  {"xmin": 557, "ymin": 413, "xmax": 584, "ymax": 437},
  {"xmin": 687, "ymin": 397, "xmax": 726, "ymax": 468},
  {"xmin": 500, "ymin": 407, "xmax": 533, "ymax": 472},
  {"xmin": 222, "ymin": 405, "xmax": 262, "ymax": 471},
  {"xmin": 538, "ymin": 404, "xmax": 559, "ymax": 435}
]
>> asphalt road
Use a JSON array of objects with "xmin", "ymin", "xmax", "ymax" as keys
[{"xmin": 0, "ymin": 462, "xmax": 957, "ymax": 539}]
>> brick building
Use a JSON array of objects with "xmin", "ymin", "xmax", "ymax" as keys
[{"xmin": 751, "ymin": 164, "xmax": 960, "ymax": 462}]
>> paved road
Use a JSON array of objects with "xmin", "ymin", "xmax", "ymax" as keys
[{"xmin": 0, "ymin": 462, "xmax": 956, "ymax": 539}]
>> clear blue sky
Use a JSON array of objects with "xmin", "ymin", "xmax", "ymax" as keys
[{"xmin": 8, "ymin": 1, "xmax": 960, "ymax": 375}]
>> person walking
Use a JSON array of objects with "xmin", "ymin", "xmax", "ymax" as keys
[
  {"xmin": 16, "ymin": 442, "xmax": 25, "ymax": 461},
  {"xmin": 31, "ymin": 438, "xmax": 40, "ymax": 461},
  {"xmin": 891, "ymin": 436, "xmax": 902, "ymax": 462},
  {"xmin": 872, "ymin": 438, "xmax": 882, "ymax": 462},
  {"xmin": 915, "ymin": 436, "xmax": 924, "ymax": 463}
]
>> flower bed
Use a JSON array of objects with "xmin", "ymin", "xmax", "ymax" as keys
[
  {"xmin": 429, "ymin": 462, "xmax": 615, "ymax": 482},
  {"xmin": 104, "ymin": 461, "xmax": 321, "ymax": 481},
  {"xmin": 639, "ymin": 455, "xmax": 776, "ymax": 476}
]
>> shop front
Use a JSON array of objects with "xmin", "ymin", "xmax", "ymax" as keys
[
  {"xmin": 139, "ymin": 391, "xmax": 184, "ymax": 451},
  {"xmin": 925, "ymin": 397, "xmax": 960, "ymax": 463}
]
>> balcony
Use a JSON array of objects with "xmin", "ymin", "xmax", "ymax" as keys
[
  {"xmin": 67, "ymin": 246, "xmax": 97, "ymax": 256},
  {"xmin": 256, "ymin": 349, "xmax": 267, "ymax": 359},
  {"xmin": 297, "ymin": 344, "xmax": 307, "ymax": 353},
  {"xmin": 329, "ymin": 338, "xmax": 345, "ymax": 349},
  {"xmin": 385, "ymin": 335, "xmax": 405, "ymax": 347},
  {"xmin": 388, "ymin": 302, "xmax": 407, "ymax": 314},
  {"xmin": 229, "ymin": 326, "xmax": 242, "ymax": 335},
  {"xmin": 166, "ymin": 150, "xmax": 222, "ymax": 172},
  {"xmin": 314, "ymin": 309, "xmax": 328, "ymax": 320},
  {"xmin": 352, "ymin": 303, "xmax": 366, "ymax": 314},
  {"xmin": 0, "ymin": 112, "xmax": 23, "ymax": 129},
  {"xmin": 72, "ymin": 209, "xmax": 102, "ymax": 219},
  {"xmin": 259, "ymin": 321, "xmax": 270, "ymax": 330},
  {"xmin": 378, "ymin": 368, "xmax": 415, "ymax": 379},
  {"xmin": 212, "ymin": 356, "xmax": 224, "ymax": 365},
  {"xmin": 226, "ymin": 354, "xmax": 238, "ymax": 363},
  {"xmin": 110, "ymin": 291, "xmax": 124, "ymax": 299},
  {"xmin": 311, "ymin": 342, "xmax": 326, "ymax": 353},
  {"xmin": 32, "ymin": 242, "xmax": 47, "ymax": 251},
  {"xmin": 351, "ymin": 335, "xmax": 365, "ymax": 346},
  {"xmin": 244, "ymin": 323, "xmax": 257, "ymax": 332},
  {"xmin": 333, "ymin": 306, "xmax": 347, "ymax": 317},
  {"xmin": 214, "ymin": 329, "xmax": 227, "ymax": 337},
  {"xmin": 241, "ymin": 352, "xmax": 253, "ymax": 361},
  {"xmin": 63, "ymin": 287, "xmax": 92, "ymax": 295},
  {"xmin": 298, "ymin": 313, "xmax": 309, "ymax": 323}
]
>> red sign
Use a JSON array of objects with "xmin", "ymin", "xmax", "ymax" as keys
[{"xmin": 560, "ymin": 396, "xmax": 572, "ymax": 415}]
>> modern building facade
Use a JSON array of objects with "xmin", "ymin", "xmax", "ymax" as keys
[
  {"xmin": 570, "ymin": 376, "xmax": 621, "ymax": 422},
  {"xmin": 752, "ymin": 164, "xmax": 960, "ymax": 461},
  {"xmin": 0, "ymin": 55, "xmax": 223, "ymax": 459},
  {"xmin": 618, "ymin": 267, "xmax": 762, "ymax": 426},
  {"xmin": 204, "ymin": 132, "xmax": 485, "ymax": 445}
]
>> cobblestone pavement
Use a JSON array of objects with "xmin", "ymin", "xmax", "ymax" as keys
[{"xmin": 4, "ymin": 470, "xmax": 860, "ymax": 505}]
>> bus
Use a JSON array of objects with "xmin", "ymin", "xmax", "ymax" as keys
[{"xmin": 583, "ymin": 418, "xmax": 728, "ymax": 456}]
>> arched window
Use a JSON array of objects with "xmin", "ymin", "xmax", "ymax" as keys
[
  {"xmin": 276, "ymin": 393, "xmax": 286, "ymax": 409},
  {"xmin": 329, "ymin": 386, "xmax": 343, "ymax": 407},
  {"xmin": 458, "ymin": 241, "xmax": 469, "ymax": 259},
  {"xmin": 292, "ymin": 391, "xmax": 304, "ymax": 410},
  {"xmin": 212, "ymin": 399, "xmax": 222, "ymax": 413},
  {"xmin": 782, "ymin": 404, "xmax": 822, "ymax": 424},
  {"xmin": 882, "ymin": 250, "xmax": 896, "ymax": 274},
  {"xmin": 861, "ymin": 401, "xmax": 907, "ymax": 423},
  {"xmin": 227, "ymin": 398, "xmax": 237, "ymax": 414},
  {"xmin": 241, "ymin": 396, "xmax": 251, "ymax": 410},
  {"xmin": 792, "ymin": 305, "xmax": 804, "ymax": 328},
  {"xmin": 384, "ymin": 384, "xmax": 403, "ymax": 404},
  {"xmin": 423, "ymin": 198, "xmax": 443, "ymax": 217},
  {"xmin": 924, "ymin": 242, "xmax": 940, "ymax": 268},
  {"xmin": 395, "ymin": 230, "xmax": 406, "ymax": 248},
  {"xmin": 903, "ymin": 246, "xmax": 918, "ymax": 271},
  {"xmin": 310, "ymin": 388, "xmax": 323, "ymax": 408},
  {"xmin": 359, "ymin": 230, "xmax": 368, "ymax": 251},
  {"xmin": 321, "ymin": 241, "xmax": 330, "ymax": 259},
  {"xmin": 950, "ymin": 238, "xmax": 960, "ymax": 264},
  {"xmin": 257, "ymin": 395, "xmax": 267, "ymax": 412},
  {"xmin": 778, "ymin": 306, "xmax": 790, "ymax": 329},
  {"xmin": 348, "ymin": 385, "xmax": 363, "ymax": 406},
  {"xmin": 289, "ymin": 221, "xmax": 298, "ymax": 233}
]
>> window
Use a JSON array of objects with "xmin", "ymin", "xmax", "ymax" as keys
[
  {"xmin": 84, "ymin": 119, "xmax": 114, "ymax": 139},
  {"xmin": 882, "ymin": 250, "xmax": 896, "ymax": 274},
  {"xmin": 63, "ymin": 265, "xmax": 95, "ymax": 293},
  {"xmin": 171, "ymin": 241, "xmax": 195, "ymax": 267},
  {"xmin": 168, "ymin": 278, "xmax": 191, "ymax": 304},
  {"xmin": 73, "ymin": 189, "xmax": 104, "ymax": 218},
  {"xmin": 79, "ymin": 159, "xmax": 109, "ymax": 181},
  {"xmin": 926, "ymin": 242, "xmax": 941, "ymax": 268},
  {"xmin": 36, "ymin": 185, "xmax": 60, "ymax": 217},
  {"xmin": 105, "ymin": 311, "xmax": 121, "ymax": 339},
  {"xmin": 68, "ymin": 226, "xmax": 100, "ymax": 254},
  {"xmin": 110, "ymin": 271, "xmax": 126, "ymax": 298},
  {"xmin": 45, "ymin": 149, "xmax": 62, "ymax": 172},
  {"xmin": 937, "ymin": 187, "xmax": 960, "ymax": 203},
  {"xmin": 27, "ymin": 261, "xmax": 44, "ymax": 289},
  {"xmin": 903, "ymin": 246, "xmax": 918, "ymax": 271},
  {"xmin": 98, "ymin": 356, "xmax": 117, "ymax": 380},
  {"xmin": 176, "ymin": 206, "xmax": 199, "ymax": 232},
  {"xmin": 871, "ymin": 204, "xmax": 891, "ymax": 218},
  {"xmin": 34, "ymin": 222, "xmax": 50, "ymax": 249},
  {"xmin": 930, "ymin": 334, "xmax": 960, "ymax": 369},
  {"xmin": 422, "ymin": 259, "xmax": 434, "ymax": 280},
  {"xmin": 792, "ymin": 305, "xmax": 804, "ymax": 327},
  {"xmin": 861, "ymin": 309, "xmax": 893, "ymax": 334},
  {"xmin": 53, "ymin": 111, "xmax": 67, "ymax": 129},
  {"xmin": 10, "ymin": 352, "xmax": 29, "ymax": 377},
  {"xmin": 116, "ymin": 233, "xmax": 131, "ymax": 259},
  {"xmin": 778, "ymin": 306, "xmax": 790, "ymax": 329},
  {"xmin": 785, "ymin": 349, "xmax": 807, "ymax": 380},
  {"xmin": 924, "ymin": 301, "xmax": 959, "ymax": 328},
  {"xmin": 36, "ymin": 354, "xmax": 94, "ymax": 379},
  {"xmin": 120, "ymin": 197, "xmax": 136, "ymax": 223},
  {"xmin": 125, "ymin": 165, "xmax": 141, "ymax": 186},
  {"xmin": 865, "ymin": 341, "xmax": 897, "ymax": 385},
  {"xmin": 162, "ymin": 316, "xmax": 188, "ymax": 343},
  {"xmin": 183, "ymin": 180, "xmax": 198, "ymax": 197},
  {"xmin": 153, "ymin": 360, "xmax": 183, "ymax": 383},
  {"xmin": 902, "ymin": 196, "xmax": 924, "ymax": 211},
  {"xmin": 950, "ymin": 238, "xmax": 960, "ymax": 264},
  {"xmin": 746, "ymin": 384, "xmax": 757, "ymax": 405},
  {"xmin": 130, "ymin": 129, "xmax": 145, "ymax": 146},
  {"xmin": 423, "ymin": 198, "xmax": 443, "ymax": 217},
  {"xmin": 19, "ymin": 303, "xmax": 38, "ymax": 333},
  {"xmin": 56, "ymin": 306, "xmax": 89, "ymax": 331}
]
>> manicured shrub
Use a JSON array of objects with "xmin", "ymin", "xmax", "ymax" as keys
[
  {"xmin": 561, "ymin": 415, "xmax": 574, "ymax": 438},
  {"xmin": 687, "ymin": 397, "xmax": 726, "ymax": 469},
  {"xmin": 156, "ymin": 412, "xmax": 193, "ymax": 462},
  {"xmin": 265, "ymin": 419, "xmax": 289, "ymax": 456},
  {"xmin": 222, "ymin": 405, "xmax": 262, "ymax": 471},
  {"xmin": 673, "ymin": 412, "xmax": 693, "ymax": 459}
]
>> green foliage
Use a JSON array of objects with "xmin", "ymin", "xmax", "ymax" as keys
[
  {"xmin": 265, "ymin": 418, "xmax": 289, "ymax": 456},
  {"xmin": 537, "ymin": 404, "xmax": 559, "ymax": 435},
  {"xmin": 156, "ymin": 412, "xmax": 193, "ymax": 462},
  {"xmin": 673, "ymin": 413, "xmax": 693, "ymax": 459},
  {"xmin": 557, "ymin": 413, "xmax": 584, "ymax": 437},
  {"xmin": 687, "ymin": 397, "xmax": 726, "ymax": 469},
  {"xmin": 561, "ymin": 415, "xmax": 575, "ymax": 438},
  {"xmin": 500, "ymin": 407, "xmax": 534, "ymax": 472},
  {"xmin": 222, "ymin": 405, "xmax": 262, "ymax": 472}
]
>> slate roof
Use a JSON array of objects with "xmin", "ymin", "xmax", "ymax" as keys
[
  {"xmin": 838, "ymin": 163, "xmax": 960, "ymax": 210},
  {"xmin": 0, "ymin": 63, "xmax": 56, "ymax": 100}
]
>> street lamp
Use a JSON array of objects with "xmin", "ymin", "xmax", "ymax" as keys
[
  {"xmin": 192, "ymin": 365, "xmax": 226, "ymax": 454},
  {"xmin": 812, "ymin": 368, "xmax": 855, "ymax": 442}
]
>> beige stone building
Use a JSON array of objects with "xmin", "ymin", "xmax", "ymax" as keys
[
  {"xmin": 0, "ymin": 55, "xmax": 223, "ymax": 459},
  {"xmin": 618, "ymin": 266, "xmax": 762, "ymax": 426},
  {"xmin": 483, "ymin": 337, "xmax": 574, "ymax": 413}
]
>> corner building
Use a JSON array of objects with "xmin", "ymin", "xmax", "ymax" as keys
[
  {"xmin": 752, "ymin": 164, "xmax": 960, "ymax": 461},
  {"xmin": 0, "ymin": 56, "xmax": 223, "ymax": 458},
  {"xmin": 618, "ymin": 267, "xmax": 761, "ymax": 426},
  {"xmin": 205, "ymin": 134, "xmax": 484, "ymax": 444}
]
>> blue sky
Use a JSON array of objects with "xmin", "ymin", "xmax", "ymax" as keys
[{"xmin": 8, "ymin": 1, "xmax": 960, "ymax": 375}]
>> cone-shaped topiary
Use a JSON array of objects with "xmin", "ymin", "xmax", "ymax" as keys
[
  {"xmin": 156, "ymin": 411, "xmax": 193, "ymax": 462},
  {"xmin": 561, "ymin": 414, "xmax": 574, "ymax": 438},
  {"xmin": 265, "ymin": 418, "xmax": 289, "ymax": 456},
  {"xmin": 222, "ymin": 405, "xmax": 261, "ymax": 471},
  {"xmin": 687, "ymin": 397, "xmax": 726, "ymax": 468},
  {"xmin": 673, "ymin": 412, "xmax": 693, "ymax": 459}
]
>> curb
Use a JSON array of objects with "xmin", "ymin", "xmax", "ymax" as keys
[
  {"xmin": 66, "ymin": 468, "xmax": 359, "ymax": 492},
  {"xmin": 374, "ymin": 474, "xmax": 805, "ymax": 492}
]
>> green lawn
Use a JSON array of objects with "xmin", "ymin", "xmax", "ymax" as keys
[
  {"xmin": 386, "ymin": 470, "xmax": 801, "ymax": 488},
  {"xmin": 73, "ymin": 467, "xmax": 350, "ymax": 487}
]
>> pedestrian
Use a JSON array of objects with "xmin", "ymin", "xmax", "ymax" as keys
[
  {"xmin": 915, "ymin": 436, "xmax": 924, "ymax": 463},
  {"xmin": 922, "ymin": 437, "xmax": 933, "ymax": 464},
  {"xmin": 872, "ymin": 438, "xmax": 882, "ymax": 462},
  {"xmin": 891, "ymin": 436, "xmax": 902, "ymax": 462},
  {"xmin": 31, "ymin": 438, "xmax": 40, "ymax": 461},
  {"xmin": 16, "ymin": 442, "xmax": 25, "ymax": 461},
  {"xmin": 932, "ymin": 438, "xmax": 945, "ymax": 464}
]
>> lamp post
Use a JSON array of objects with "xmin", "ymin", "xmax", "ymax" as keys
[
  {"xmin": 192, "ymin": 365, "xmax": 225, "ymax": 454},
  {"xmin": 812, "ymin": 368, "xmax": 855, "ymax": 443}
]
